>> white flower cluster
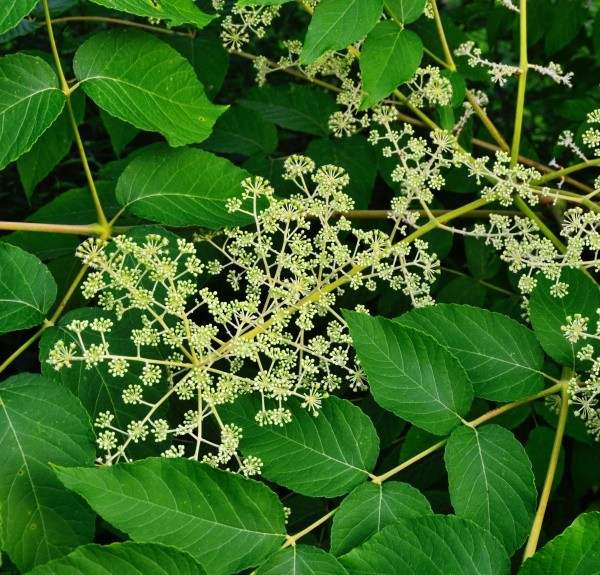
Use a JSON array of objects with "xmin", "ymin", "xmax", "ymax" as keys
[
  {"xmin": 561, "ymin": 310, "xmax": 600, "ymax": 440},
  {"xmin": 47, "ymin": 158, "xmax": 439, "ymax": 471}
]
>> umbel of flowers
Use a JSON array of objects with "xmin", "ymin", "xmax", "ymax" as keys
[{"xmin": 47, "ymin": 156, "xmax": 439, "ymax": 472}]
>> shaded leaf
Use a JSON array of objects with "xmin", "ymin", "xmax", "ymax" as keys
[
  {"xmin": 395, "ymin": 304, "xmax": 545, "ymax": 401},
  {"xmin": 529, "ymin": 267, "xmax": 600, "ymax": 369},
  {"xmin": 55, "ymin": 458, "xmax": 286, "ymax": 575},
  {"xmin": 100, "ymin": 109, "xmax": 139, "ymax": 156},
  {"xmin": 0, "ymin": 53, "xmax": 65, "ymax": 170},
  {"xmin": 445, "ymin": 424, "xmax": 537, "ymax": 555},
  {"xmin": 87, "ymin": 0, "xmax": 214, "ymax": 29},
  {"xmin": 202, "ymin": 105, "xmax": 278, "ymax": 157},
  {"xmin": 0, "ymin": 373, "xmax": 96, "ymax": 572},
  {"xmin": 0, "ymin": 243, "xmax": 57, "ymax": 334},
  {"xmin": 525, "ymin": 426, "xmax": 564, "ymax": 496},
  {"xmin": 330, "ymin": 481, "xmax": 433, "ymax": 556},
  {"xmin": 301, "ymin": 0, "xmax": 384, "ymax": 64},
  {"xmin": 519, "ymin": 513, "xmax": 600, "ymax": 575},
  {"xmin": 73, "ymin": 30, "xmax": 225, "ymax": 147},
  {"xmin": 464, "ymin": 236, "xmax": 501, "ymax": 280},
  {"xmin": 39, "ymin": 307, "xmax": 169, "ymax": 460},
  {"xmin": 436, "ymin": 276, "xmax": 486, "ymax": 306},
  {"xmin": 345, "ymin": 311, "xmax": 473, "ymax": 435},
  {"xmin": 306, "ymin": 136, "xmax": 376, "ymax": 208},
  {"xmin": 338, "ymin": 515, "xmax": 510, "ymax": 574},
  {"xmin": 360, "ymin": 22, "xmax": 422, "ymax": 108},
  {"xmin": 115, "ymin": 144, "xmax": 256, "ymax": 228},
  {"xmin": 17, "ymin": 89, "xmax": 85, "ymax": 199},
  {"xmin": 256, "ymin": 545, "xmax": 348, "ymax": 575},
  {"xmin": 222, "ymin": 396, "xmax": 379, "ymax": 497},
  {"xmin": 240, "ymin": 84, "xmax": 337, "ymax": 136},
  {"xmin": 0, "ymin": 0, "xmax": 37, "ymax": 36},
  {"xmin": 27, "ymin": 542, "xmax": 207, "ymax": 575},
  {"xmin": 4, "ymin": 182, "xmax": 120, "ymax": 261}
]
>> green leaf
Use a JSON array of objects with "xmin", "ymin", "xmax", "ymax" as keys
[
  {"xmin": 544, "ymin": 0, "xmax": 585, "ymax": 55},
  {"xmin": 87, "ymin": 0, "xmax": 214, "ymax": 29},
  {"xmin": 222, "ymin": 396, "xmax": 379, "ymax": 497},
  {"xmin": 464, "ymin": 236, "xmax": 501, "ymax": 280},
  {"xmin": 395, "ymin": 304, "xmax": 545, "ymax": 401},
  {"xmin": 202, "ymin": 105, "xmax": 278, "ymax": 157},
  {"xmin": 256, "ymin": 545, "xmax": 348, "ymax": 575},
  {"xmin": 0, "ymin": 53, "xmax": 65, "ymax": 170},
  {"xmin": 384, "ymin": 0, "xmax": 426, "ymax": 24},
  {"xmin": 40, "ymin": 307, "xmax": 169, "ymax": 459},
  {"xmin": 345, "ymin": 311, "xmax": 473, "ymax": 435},
  {"xmin": 338, "ymin": 515, "xmax": 510, "ymax": 574},
  {"xmin": 436, "ymin": 276, "xmax": 486, "ymax": 306},
  {"xmin": 73, "ymin": 30, "xmax": 225, "ymax": 147},
  {"xmin": 519, "ymin": 512, "xmax": 600, "ymax": 575},
  {"xmin": 0, "ymin": 373, "xmax": 96, "ymax": 572},
  {"xmin": 165, "ymin": 33, "xmax": 229, "ymax": 100},
  {"xmin": 240, "ymin": 84, "xmax": 337, "ymax": 136},
  {"xmin": 115, "ymin": 144, "xmax": 256, "ymax": 228},
  {"xmin": 359, "ymin": 22, "xmax": 423, "ymax": 108},
  {"xmin": 27, "ymin": 542, "xmax": 208, "ymax": 575},
  {"xmin": 306, "ymin": 136, "xmax": 376, "ymax": 209},
  {"xmin": 525, "ymin": 426, "xmax": 564, "ymax": 496},
  {"xmin": 445, "ymin": 424, "xmax": 537, "ymax": 555},
  {"xmin": 55, "ymin": 458, "xmax": 286, "ymax": 575},
  {"xmin": 4, "ymin": 182, "xmax": 120, "ymax": 261},
  {"xmin": 529, "ymin": 268, "xmax": 600, "ymax": 369},
  {"xmin": 301, "ymin": 0, "xmax": 384, "ymax": 64},
  {"xmin": 17, "ymin": 89, "xmax": 85, "ymax": 199},
  {"xmin": 330, "ymin": 481, "xmax": 433, "ymax": 556},
  {"xmin": 0, "ymin": 242, "xmax": 57, "ymax": 334},
  {"xmin": 237, "ymin": 0, "xmax": 292, "ymax": 5},
  {"xmin": 0, "ymin": 0, "xmax": 37, "ymax": 35},
  {"xmin": 100, "ymin": 109, "xmax": 139, "ymax": 156}
]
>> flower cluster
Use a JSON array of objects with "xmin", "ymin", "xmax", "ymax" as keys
[
  {"xmin": 561, "ymin": 310, "xmax": 600, "ymax": 440},
  {"xmin": 47, "ymin": 158, "xmax": 439, "ymax": 470}
]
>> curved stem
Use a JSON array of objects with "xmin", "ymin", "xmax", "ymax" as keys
[
  {"xmin": 522, "ymin": 377, "xmax": 570, "ymax": 561},
  {"xmin": 50, "ymin": 15, "xmax": 190, "ymax": 36}
]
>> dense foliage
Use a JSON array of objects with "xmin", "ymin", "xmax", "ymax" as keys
[{"xmin": 1, "ymin": 0, "xmax": 599, "ymax": 573}]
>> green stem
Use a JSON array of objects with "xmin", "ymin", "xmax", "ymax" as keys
[
  {"xmin": 282, "ymin": 509, "xmax": 337, "ymax": 549},
  {"xmin": 0, "ymin": 221, "xmax": 105, "ymax": 235},
  {"xmin": 513, "ymin": 196, "xmax": 566, "ymax": 252},
  {"xmin": 430, "ymin": 0, "xmax": 455, "ymax": 71},
  {"xmin": 533, "ymin": 158, "xmax": 600, "ymax": 185},
  {"xmin": 441, "ymin": 267, "xmax": 514, "ymax": 296},
  {"xmin": 522, "ymin": 376, "xmax": 571, "ymax": 561},
  {"xmin": 510, "ymin": 0, "xmax": 528, "ymax": 167},
  {"xmin": 41, "ymin": 0, "xmax": 109, "ymax": 231},
  {"xmin": 466, "ymin": 90, "xmax": 511, "ymax": 152},
  {"xmin": 50, "ymin": 15, "xmax": 190, "ymax": 36}
]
